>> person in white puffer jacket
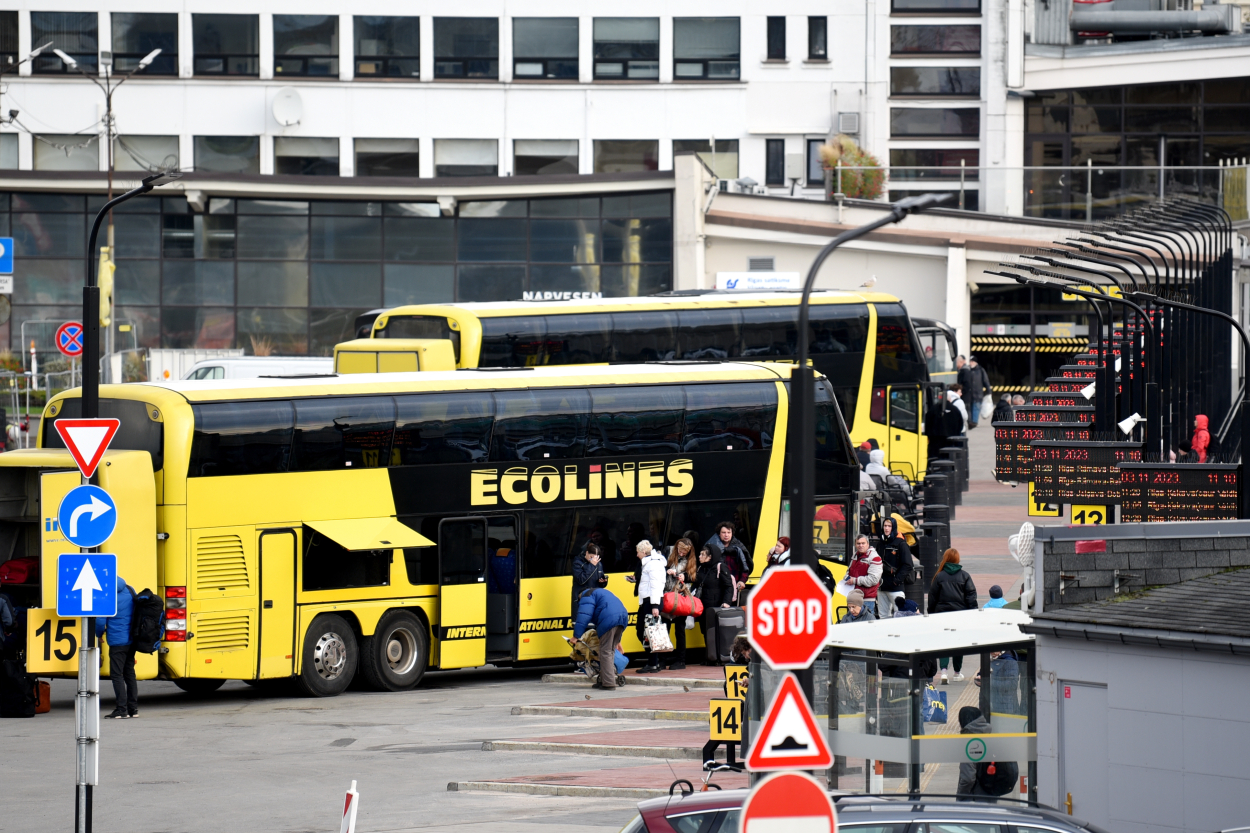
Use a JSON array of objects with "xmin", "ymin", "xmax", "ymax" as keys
[{"xmin": 634, "ymin": 540, "xmax": 668, "ymax": 673}]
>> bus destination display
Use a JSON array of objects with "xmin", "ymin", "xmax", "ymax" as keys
[
  {"xmin": 1030, "ymin": 440, "xmax": 1143, "ymax": 504},
  {"xmin": 1119, "ymin": 463, "xmax": 1240, "ymax": 523},
  {"xmin": 1014, "ymin": 405, "xmax": 1095, "ymax": 424},
  {"xmin": 994, "ymin": 422, "xmax": 1091, "ymax": 482}
]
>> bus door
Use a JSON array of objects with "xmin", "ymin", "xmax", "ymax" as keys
[
  {"xmin": 887, "ymin": 385, "xmax": 923, "ymax": 481},
  {"xmin": 485, "ymin": 515, "xmax": 520, "ymax": 659},
  {"xmin": 257, "ymin": 528, "xmax": 298, "ymax": 679},
  {"xmin": 437, "ymin": 517, "xmax": 488, "ymax": 669}
]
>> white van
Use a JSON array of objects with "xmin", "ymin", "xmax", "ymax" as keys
[{"xmin": 183, "ymin": 356, "xmax": 334, "ymax": 380}]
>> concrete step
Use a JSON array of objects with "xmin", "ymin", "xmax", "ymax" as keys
[
  {"xmin": 447, "ymin": 760, "xmax": 748, "ymax": 799},
  {"xmin": 511, "ymin": 704, "xmax": 705, "ymax": 721},
  {"xmin": 542, "ymin": 672, "xmax": 722, "ymax": 690}
]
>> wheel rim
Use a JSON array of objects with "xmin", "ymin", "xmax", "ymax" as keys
[
  {"xmin": 384, "ymin": 626, "xmax": 418, "ymax": 676},
  {"xmin": 312, "ymin": 631, "xmax": 348, "ymax": 680}
]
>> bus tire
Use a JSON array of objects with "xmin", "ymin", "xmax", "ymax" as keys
[
  {"xmin": 173, "ymin": 678, "xmax": 225, "ymax": 695},
  {"xmin": 360, "ymin": 610, "xmax": 427, "ymax": 692},
  {"xmin": 297, "ymin": 614, "xmax": 358, "ymax": 697}
]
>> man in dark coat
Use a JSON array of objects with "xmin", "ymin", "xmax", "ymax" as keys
[{"xmin": 877, "ymin": 516, "xmax": 914, "ymax": 618}]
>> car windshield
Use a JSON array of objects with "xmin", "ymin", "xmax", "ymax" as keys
[{"xmin": 618, "ymin": 814, "xmax": 646, "ymax": 833}]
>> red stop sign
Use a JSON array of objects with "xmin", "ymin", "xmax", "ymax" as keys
[{"xmin": 747, "ymin": 565, "xmax": 830, "ymax": 669}]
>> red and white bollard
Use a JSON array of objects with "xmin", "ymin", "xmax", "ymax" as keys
[{"xmin": 340, "ymin": 780, "xmax": 359, "ymax": 833}]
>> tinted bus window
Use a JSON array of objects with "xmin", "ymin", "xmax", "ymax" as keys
[
  {"xmin": 189, "ymin": 400, "xmax": 294, "ymax": 476},
  {"xmin": 524, "ymin": 509, "xmax": 575, "ymax": 578},
  {"xmin": 544, "ymin": 313, "xmax": 612, "ymax": 364},
  {"xmin": 670, "ymin": 499, "xmax": 761, "ymax": 556},
  {"xmin": 45, "ymin": 397, "xmax": 164, "ymax": 472},
  {"xmin": 873, "ymin": 303, "xmax": 927, "ymax": 384},
  {"xmin": 480, "ymin": 315, "xmax": 547, "ymax": 367},
  {"xmin": 809, "ymin": 303, "xmax": 869, "ymax": 354},
  {"xmin": 684, "ymin": 383, "xmax": 776, "ymax": 452},
  {"xmin": 814, "ymin": 383, "xmax": 856, "ymax": 467},
  {"xmin": 393, "ymin": 393, "xmax": 493, "ymax": 464},
  {"xmin": 379, "ymin": 314, "xmax": 461, "ymax": 361},
  {"xmin": 677, "ymin": 309, "xmax": 741, "ymax": 359},
  {"xmin": 612, "ymin": 311, "xmax": 677, "ymax": 362},
  {"xmin": 303, "ymin": 530, "xmax": 390, "ymax": 591},
  {"xmin": 740, "ymin": 307, "xmax": 796, "ymax": 358},
  {"xmin": 587, "ymin": 385, "xmax": 684, "ymax": 456},
  {"xmin": 491, "ymin": 388, "xmax": 591, "ymax": 460},
  {"xmin": 290, "ymin": 396, "xmax": 396, "ymax": 471}
]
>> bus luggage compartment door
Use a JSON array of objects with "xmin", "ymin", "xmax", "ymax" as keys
[
  {"xmin": 437, "ymin": 517, "xmax": 488, "ymax": 669},
  {"xmin": 887, "ymin": 385, "xmax": 923, "ymax": 482},
  {"xmin": 257, "ymin": 529, "xmax": 297, "ymax": 679}
]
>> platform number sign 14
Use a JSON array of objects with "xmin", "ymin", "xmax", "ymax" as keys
[{"xmin": 709, "ymin": 698, "xmax": 743, "ymax": 742}]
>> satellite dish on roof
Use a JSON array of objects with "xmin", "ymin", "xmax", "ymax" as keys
[{"xmin": 272, "ymin": 87, "xmax": 303, "ymax": 127}]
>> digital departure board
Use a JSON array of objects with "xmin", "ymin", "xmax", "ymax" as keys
[
  {"xmin": 1027, "ymin": 391, "xmax": 1090, "ymax": 408},
  {"xmin": 1030, "ymin": 440, "xmax": 1143, "ymax": 504},
  {"xmin": 1073, "ymin": 355, "xmax": 1099, "ymax": 366},
  {"xmin": 1119, "ymin": 463, "xmax": 1241, "ymax": 522},
  {"xmin": 993, "ymin": 422, "xmax": 1091, "ymax": 482},
  {"xmin": 1015, "ymin": 405, "xmax": 1095, "ymax": 424},
  {"xmin": 1058, "ymin": 366, "xmax": 1098, "ymax": 379},
  {"xmin": 1044, "ymin": 378, "xmax": 1090, "ymax": 393}
]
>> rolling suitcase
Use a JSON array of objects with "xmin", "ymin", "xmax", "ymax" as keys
[{"xmin": 713, "ymin": 607, "xmax": 745, "ymax": 663}]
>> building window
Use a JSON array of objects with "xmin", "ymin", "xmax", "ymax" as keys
[
  {"xmin": 514, "ymin": 140, "xmax": 579, "ymax": 176},
  {"xmin": 195, "ymin": 136, "xmax": 260, "ymax": 174},
  {"xmin": 890, "ymin": 25, "xmax": 980, "ymax": 54},
  {"xmin": 593, "ymin": 18, "xmax": 659, "ymax": 80},
  {"xmin": 765, "ymin": 139, "xmax": 785, "ymax": 185},
  {"xmin": 889, "ymin": 148, "xmax": 979, "ymax": 180},
  {"xmin": 890, "ymin": 67, "xmax": 980, "ymax": 97},
  {"xmin": 594, "ymin": 140, "xmax": 658, "ymax": 173},
  {"xmin": 434, "ymin": 18, "xmax": 499, "ymax": 80},
  {"xmin": 275, "ymin": 137, "xmax": 340, "ymax": 176},
  {"xmin": 273, "ymin": 15, "xmax": 339, "ymax": 77},
  {"xmin": 115, "ymin": 136, "xmax": 179, "ymax": 173},
  {"xmin": 808, "ymin": 18, "xmax": 827, "ymax": 60},
  {"xmin": 111, "ymin": 13, "xmax": 177, "ymax": 75},
  {"xmin": 806, "ymin": 139, "xmax": 826, "ymax": 186},
  {"xmin": 193, "ymin": 14, "xmax": 259, "ymax": 76},
  {"xmin": 673, "ymin": 139, "xmax": 739, "ymax": 179},
  {"xmin": 355, "ymin": 139, "xmax": 420, "ymax": 177},
  {"xmin": 32, "ymin": 13, "xmax": 98, "ymax": 74},
  {"xmin": 0, "ymin": 135, "xmax": 15, "ymax": 170},
  {"xmin": 766, "ymin": 17, "xmax": 786, "ymax": 61},
  {"xmin": 673, "ymin": 18, "xmax": 739, "ymax": 81},
  {"xmin": 890, "ymin": 107, "xmax": 980, "ymax": 137},
  {"xmin": 891, "ymin": 0, "xmax": 981, "ymax": 12},
  {"xmin": 0, "ymin": 12, "xmax": 18, "ymax": 67},
  {"xmin": 33, "ymin": 135, "xmax": 98, "ymax": 171},
  {"xmin": 513, "ymin": 18, "xmax": 578, "ymax": 80},
  {"xmin": 434, "ymin": 139, "xmax": 498, "ymax": 177},
  {"xmin": 354, "ymin": 16, "xmax": 420, "ymax": 78}
]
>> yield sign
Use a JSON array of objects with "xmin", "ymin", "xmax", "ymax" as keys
[
  {"xmin": 54, "ymin": 418, "xmax": 120, "ymax": 478},
  {"xmin": 746, "ymin": 672, "xmax": 832, "ymax": 772},
  {"xmin": 742, "ymin": 771, "xmax": 837, "ymax": 833}
]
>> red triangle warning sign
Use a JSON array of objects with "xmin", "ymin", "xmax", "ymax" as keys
[
  {"xmin": 746, "ymin": 672, "xmax": 833, "ymax": 772},
  {"xmin": 54, "ymin": 418, "xmax": 120, "ymax": 479}
]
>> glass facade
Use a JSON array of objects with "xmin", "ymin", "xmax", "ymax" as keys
[
  {"xmin": 1025, "ymin": 78, "xmax": 1250, "ymax": 219},
  {"xmin": 969, "ymin": 284, "xmax": 1094, "ymax": 392},
  {"xmin": 3, "ymin": 190, "xmax": 673, "ymax": 362}
]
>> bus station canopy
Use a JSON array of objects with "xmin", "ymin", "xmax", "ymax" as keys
[{"xmin": 826, "ymin": 608, "xmax": 1034, "ymax": 655}]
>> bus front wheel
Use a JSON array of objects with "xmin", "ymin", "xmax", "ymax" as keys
[
  {"xmin": 297, "ymin": 614, "xmax": 359, "ymax": 697},
  {"xmin": 360, "ymin": 610, "xmax": 428, "ymax": 692},
  {"xmin": 173, "ymin": 678, "xmax": 225, "ymax": 695}
]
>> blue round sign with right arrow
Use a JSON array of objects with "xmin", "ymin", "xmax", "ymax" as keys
[{"xmin": 58, "ymin": 485, "xmax": 118, "ymax": 549}]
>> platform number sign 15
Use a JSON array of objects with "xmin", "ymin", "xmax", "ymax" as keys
[
  {"xmin": 709, "ymin": 698, "xmax": 743, "ymax": 742},
  {"xmin": 26, "ymin": 610, "xmax": 80, "ymax": 673}
]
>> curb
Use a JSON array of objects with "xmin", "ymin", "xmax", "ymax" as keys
[
  {"xmin": 448, "ymin": 781, "xmax": 670, "ymax": 799},
  {"xmin": 482, "ymin": 740, "xmax": 711, "ymax": 760},
  {"xmin": 511, "ymin": 705, "xmax": 706, "ymax": 721},
  {"xmin": 542, "ymin": 673, "xmax": 722, "ymax": 690}
]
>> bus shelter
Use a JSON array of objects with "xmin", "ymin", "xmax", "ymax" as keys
[{"xmin": 748, "ymin": 608, "xmax": 1036, "ymax": 800}]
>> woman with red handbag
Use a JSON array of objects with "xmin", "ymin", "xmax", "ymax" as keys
[{"xmin": 660, "ymin": 538, "xmax": 697, "ymax": 670}]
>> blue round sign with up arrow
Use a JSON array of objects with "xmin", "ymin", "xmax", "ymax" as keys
[{"xmin": 58, "ymin": 485, "xmax": 118, "ymax": 549}]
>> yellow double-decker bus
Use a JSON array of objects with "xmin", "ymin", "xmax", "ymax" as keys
[
  {"xmin": 12, "ymin": 362, "xmax": 857, "ymax": 696},
  {"xmin": 352, "ymin": 291, "xmax": 935, "ymax": 480}
]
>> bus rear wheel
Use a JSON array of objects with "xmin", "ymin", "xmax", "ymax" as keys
[
  {"xmin": 173, "ymin": 679, "xmax": 225, "ymax": 695},
  {"xmin": 297, "ymin": 614, "xmax": 358, "ymax": 697},
  {"xmin": 360, "ymin": 610, "xmax": 427, "ymax": 692}
]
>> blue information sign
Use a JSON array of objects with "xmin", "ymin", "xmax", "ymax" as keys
[
  {"xmin": 57, "ymin": 553, "xmax": 117, "ymax": 617},
  {"xmin": 57, "ymin": 485, "xmax": 118, "ymax": 549},
  {"xmin": 0, "ymin": 237, "xmax": 12, "ymax": 275}
]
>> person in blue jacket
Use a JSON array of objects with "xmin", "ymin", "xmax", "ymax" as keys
[
  {"xmin": 572, "ymin": 588, "xmax": 630, "ymax": 690},
  {"xmin": 97, "ymin": 574, "xmax": 138, "ymax": 719}
]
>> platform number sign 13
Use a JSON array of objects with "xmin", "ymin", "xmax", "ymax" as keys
[
  {"xmin": 709, "ymin": 698, "xmax": 743, "ymax": 742},
  {"xmin": 724, "ymin": 665, "xmax": 748, "ymax": 699},
  {"xmin": 1071, "ymin": 505, "xmax": 1111, "ymax": 525}
]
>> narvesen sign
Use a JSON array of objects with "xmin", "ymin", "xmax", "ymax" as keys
[{"xmin": 389, "ymin": 451, "xmax": 768, "ymax": 515}]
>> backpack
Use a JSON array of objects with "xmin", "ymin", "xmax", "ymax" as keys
[
  {"xmin": 976, "ymin": 760, "xmax": 1019, "ymax": 796},
  {"xmin": 128, "ymin": 587, "xmax": 164, "ymax": 654}
]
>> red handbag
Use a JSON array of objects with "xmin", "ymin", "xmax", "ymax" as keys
[{"xmin": 662, "ymin": 590, "xmax": 704, "ymax": 618}]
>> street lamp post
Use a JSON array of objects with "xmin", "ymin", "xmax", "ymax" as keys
[
  {"xmin": 53, "ymin": 46, "xmax": 163, "ymax": 382},
  {"xmin": 0, "ymin": 41, "xmax": 53, "ymax": 125},
  {"xmin": 791, "ymin": 193, "xmax": 949, "ymax": 702}
]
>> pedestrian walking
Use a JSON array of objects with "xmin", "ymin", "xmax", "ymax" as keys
[
  {"xmin": 633, "ymin": 540, "xmax": 667, "ymax": 674},
  {"xmin": 571, "ymin": 543, "xmax": 608, "ymax": 615},
  {"xmin": 99, "ymin": 574, "xmax": 138, "ymax": 719},
  {"xmin": 693, "ymin": 545, "xmax": 735, "ymax": 665},
  {"xmin": 946, "ymin": 386, "xmax": 969, "ymax": 435},
  {"xmin": 984, "ymin": 585, "xmax": 1007, "ymax": 609},
  {"xmin": 839, "ymin": 589, "xmax": 875, "ymax": 624},
  {"xmin": 1192, "ymin": 414, "xmax": 1211, "ymax": 463},
  {"xmin": 991, "ymin": 394, "xmax": 1014, "ymax": 423},
  {"xmin": 928, "ymin": 548, "xmax": 978, "ymax": 683},
  {"xmin": 964, "ymin": 357, "xmax": 993, "ymax": 428},
  {"xmin": 847, "ymin": 534, "xmax": 883, "ymax": 618},
  {"xmin": 878, "ymin": 516, "xmax": 914, "ymax": 618},
  {"xmin": 572, "ymin": 588, "xmax": 630, "ymax": 690},
  {"xmin": 705, "ymin": 522, "xmax": 751, "ymax": 601},
  {"xmin": 662, "ymin": 538, "xmax": 697, "ymax": 670}
]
